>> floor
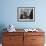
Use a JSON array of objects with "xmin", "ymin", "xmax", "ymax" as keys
[{"xmin": 0, "ymin": 44, "xmax": 2, "ymax": 46}]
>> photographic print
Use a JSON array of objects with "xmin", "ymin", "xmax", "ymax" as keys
[{"xmin": 17, "ymin": 7, "xmax": 35, "ymax": 22}]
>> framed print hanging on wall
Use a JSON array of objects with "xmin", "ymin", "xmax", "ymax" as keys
[{"xmin": 17, "ymin": 7, "xmax": 35, "ymax": 22}]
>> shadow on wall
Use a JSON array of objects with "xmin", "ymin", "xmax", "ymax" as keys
[{"xmin": 0, "ymin": 24, "xmax": 7, "ymax": 43}]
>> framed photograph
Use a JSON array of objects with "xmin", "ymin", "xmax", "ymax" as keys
[{"xmin": 17, "ymin": 7, "xmax": 35, "ymax": 22}]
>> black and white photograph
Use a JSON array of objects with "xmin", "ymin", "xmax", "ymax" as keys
[{"xmin": 17, "ymin": 7, "xmax": 35, "ymax": 22}]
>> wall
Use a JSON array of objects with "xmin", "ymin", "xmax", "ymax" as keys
[{"xmin": 0, "ymin": 0, "xmax": 46, "ymax": 30}]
